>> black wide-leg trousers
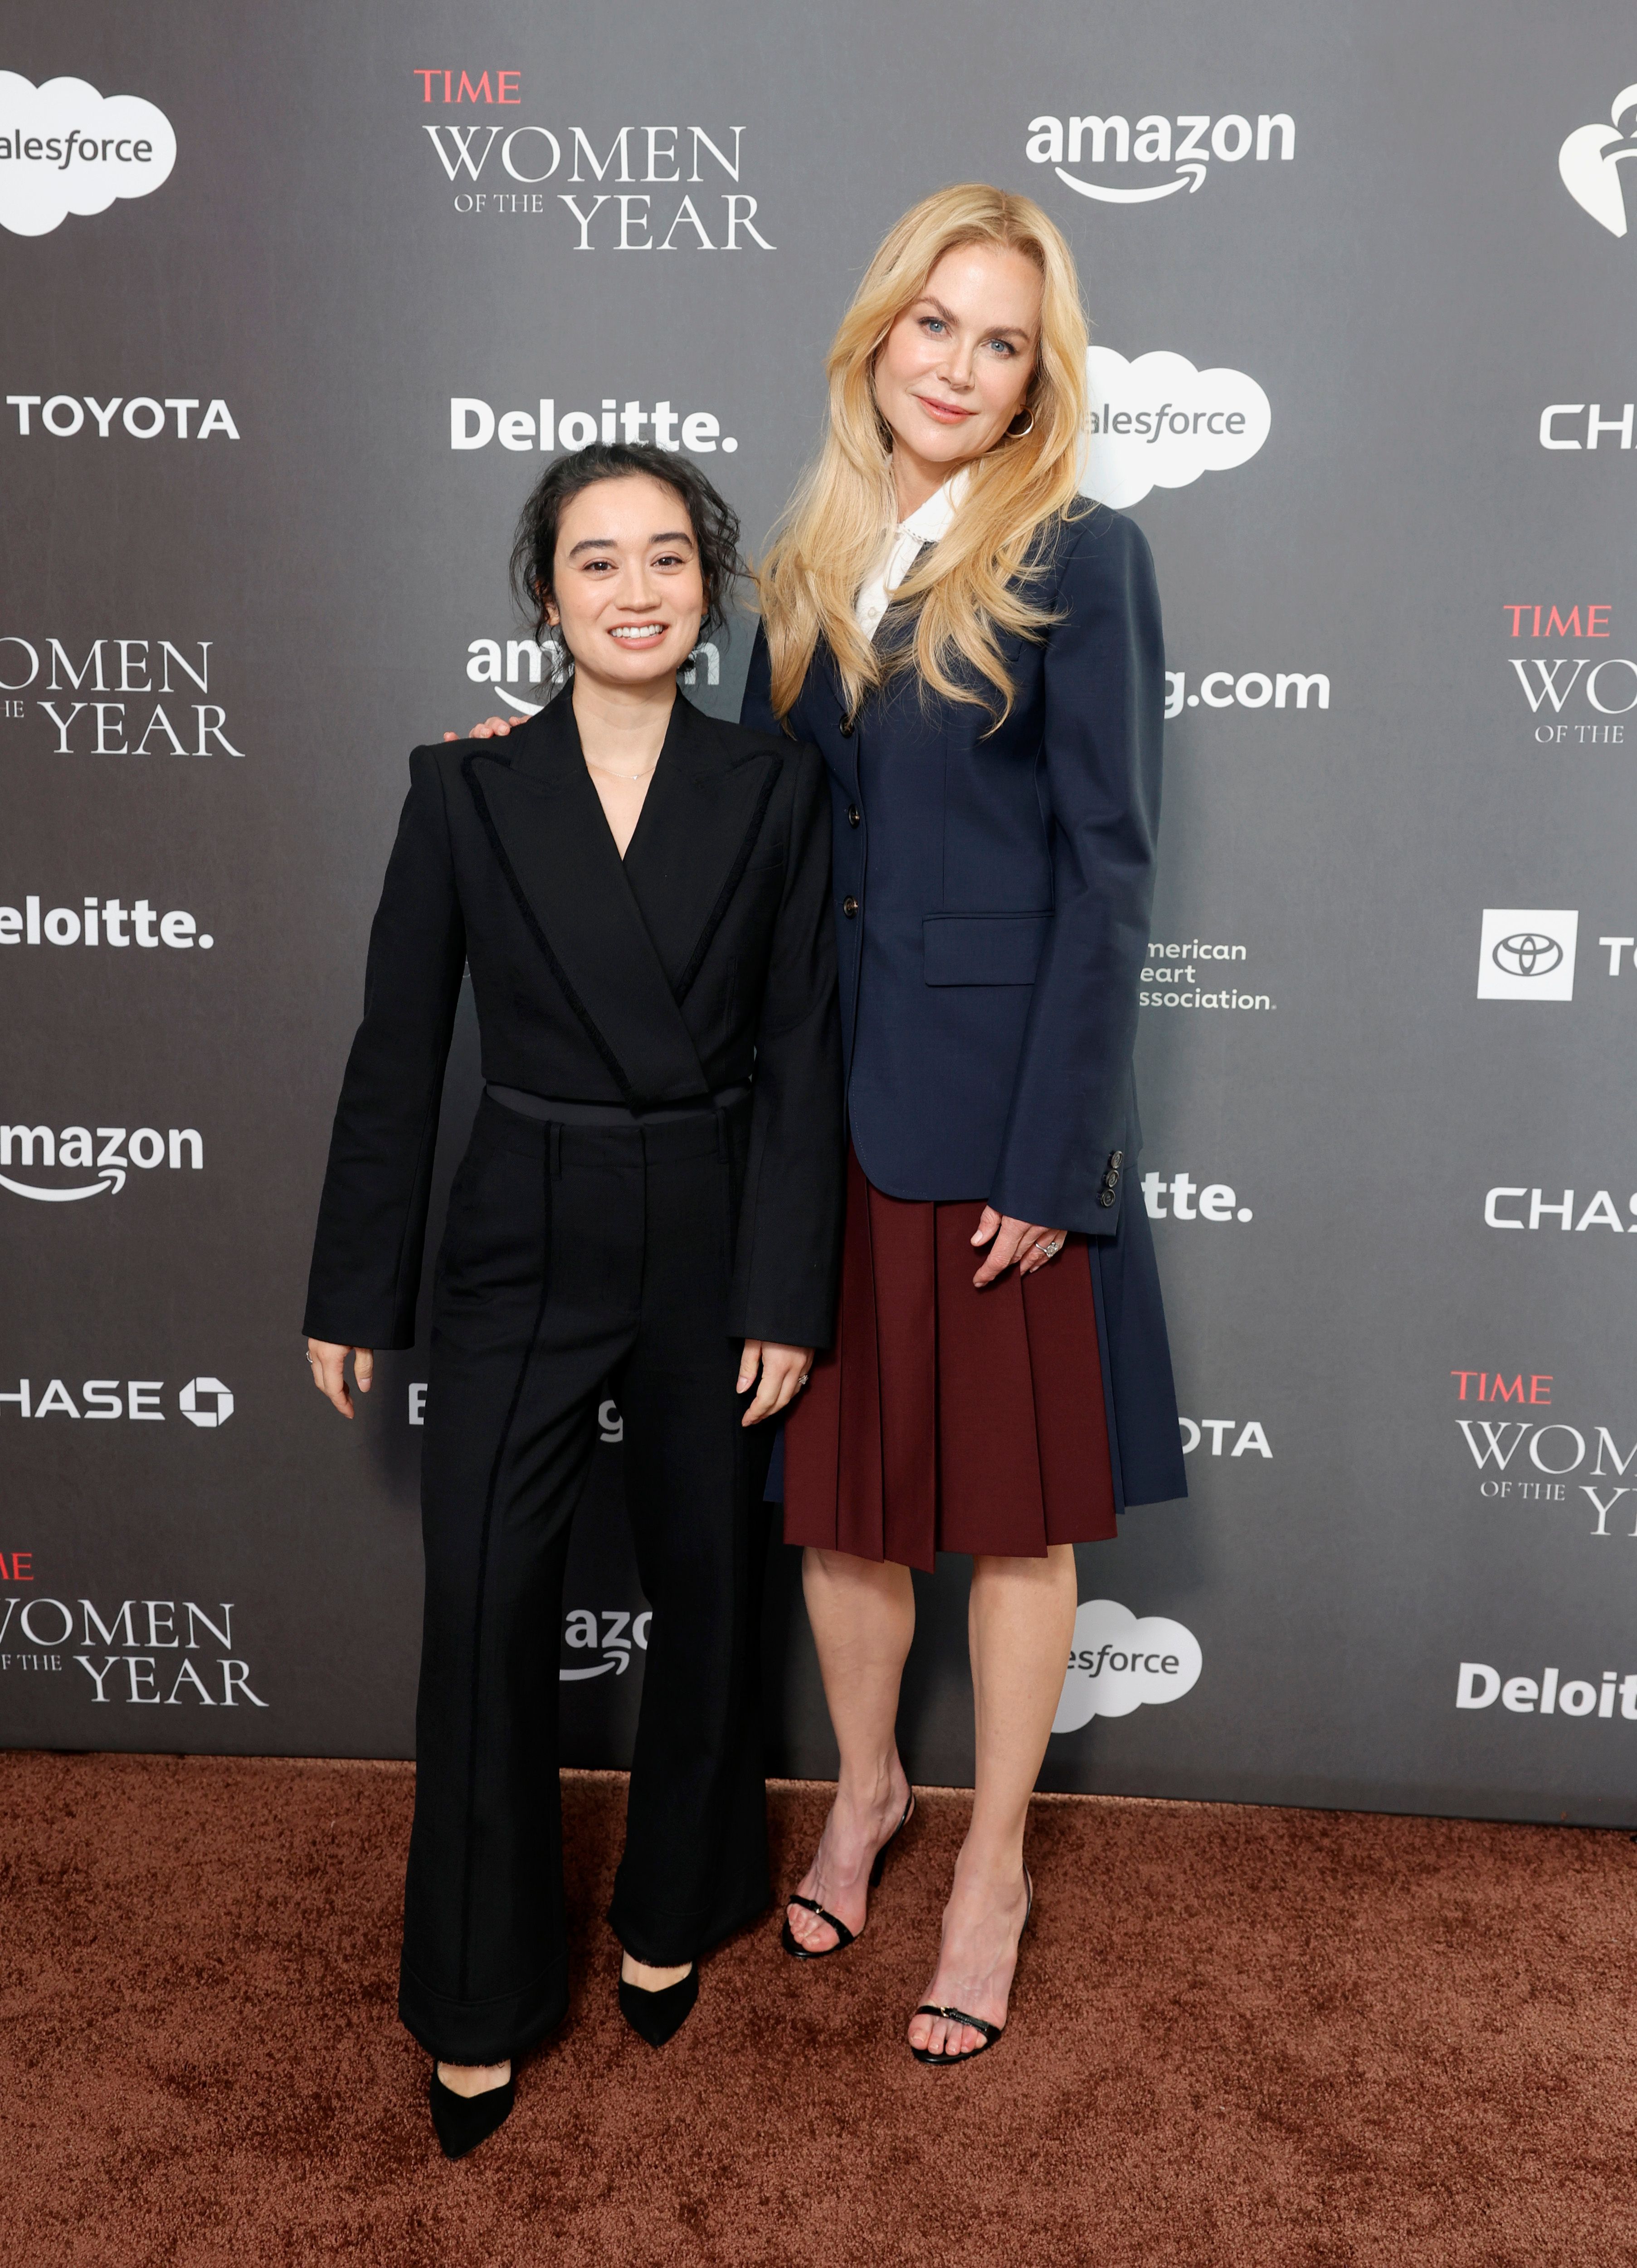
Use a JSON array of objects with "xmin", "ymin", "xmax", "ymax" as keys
[{"xmin": 398, "ymin": 1091, "xmax": 773, "ymax": 2065}]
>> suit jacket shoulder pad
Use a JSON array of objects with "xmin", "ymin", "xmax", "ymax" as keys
[{"xmin": 1042, "ymin": 501, "xmax": 1155, "ymax": 591}]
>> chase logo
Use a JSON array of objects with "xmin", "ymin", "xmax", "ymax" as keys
[
  {"xmin": 1052, "ymin": 1598, "xmax": 1202, "ymax": 1732},
  {"xmin": 178, "ymin": 1377, "xmax": 234, "ymax": 1429}
]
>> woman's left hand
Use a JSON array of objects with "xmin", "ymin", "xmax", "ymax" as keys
[
  {"xmin": 737, "ymin": 1341, "xmax": 814, "ymax": 1426},
  {"xmin": 971, "ymin": 1209, "xmax": 1066, "ymax": 1286}
]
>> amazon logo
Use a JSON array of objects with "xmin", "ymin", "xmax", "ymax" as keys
[
  {"xmin": 464, "ymin": 632, "xmax": 719, "ymax": 719},
  {"xmin": 0, "ymin": 1121, "xmax": 202, "ymax": 1202},
  {"xmin": 561, "ymin": 1607, "xmax": 651, "ymax": 1682},
  {"xmin": 1025, "ymin": 109, "xmax": 1294, "ymax": 205}
]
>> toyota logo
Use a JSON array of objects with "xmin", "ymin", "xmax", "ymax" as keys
[{"xmin": 1491, "ymin": 932, "xmax": 1564, "ymax": 979}]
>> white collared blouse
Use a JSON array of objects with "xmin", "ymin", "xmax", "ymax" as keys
[{"xmin": 853, "ymin": 465, "xmax": 972, "ymax": 639}]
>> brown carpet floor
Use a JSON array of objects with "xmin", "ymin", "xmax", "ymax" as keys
[{"xmin": 4, "ymin": 1754, "xmax": 1636, "ymax": 2265}]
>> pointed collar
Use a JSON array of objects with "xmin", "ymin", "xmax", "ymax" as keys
[
  {"xmin": 857, "ymin": 464, "xmax": 973, "ymax": 638},
  {"xmin": 461, "ymin": 689, "xmax": 780, "ymax": 1104},
  {"xmin": 496, "ymin": 682, "xmax": 741, "ymax": 793}
]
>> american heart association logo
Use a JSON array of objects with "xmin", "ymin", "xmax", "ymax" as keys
[{"xmin": 1560, "ymin": 83, "xmax": 1637, "ymax": 237}]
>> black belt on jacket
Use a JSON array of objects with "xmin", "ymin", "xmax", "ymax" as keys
[{"xmin": 485, "ymin": 1080, "xmax": 751, "ymax": 1128}]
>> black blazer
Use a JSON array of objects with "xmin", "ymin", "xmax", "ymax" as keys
[{"xmin": 303, "ymin": 691, "xmax": 844, "ymax": 1353}]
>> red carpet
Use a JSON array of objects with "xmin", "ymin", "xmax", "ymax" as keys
[{"xmin": 4, "ymin": 1753, "xmax": 1635, "ymax": 2264}]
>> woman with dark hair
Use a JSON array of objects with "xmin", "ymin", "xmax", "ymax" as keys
[{"xmin": 304, "ymin": 444, "xmax": 842, "ymax": 2155}]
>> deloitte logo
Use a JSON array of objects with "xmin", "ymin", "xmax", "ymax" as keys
[
  {"xmin": 1052, "ymin": 1598, "xmax": 1202, "ymax": 1731},
  {"xmin": 451, "ymin": 394, "xmax": 736, "ymax": 455},
  {"xmin": 1457, "ymin": 1662, "xmax": 1637, "ymax": 1720}
]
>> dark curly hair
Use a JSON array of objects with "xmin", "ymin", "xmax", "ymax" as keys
[{"xmin": 508, "ymin": 442, "xmax": 744, "ymax": 647}]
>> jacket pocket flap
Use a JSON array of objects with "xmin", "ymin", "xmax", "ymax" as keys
[{"xmin": 922, "ymin": 912, "xmax": 1051, "ymax": 986}]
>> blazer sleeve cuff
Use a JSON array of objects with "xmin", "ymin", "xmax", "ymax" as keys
[
  {"xmin": 300, "ymin": 1303, "xmax": 416, "ymax": 1353},
  {"xmin": 726, "ymin": 1293, "xmax": 836, "ymax": 1352}
]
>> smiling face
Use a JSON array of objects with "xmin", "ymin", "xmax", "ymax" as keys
[
  {"xmin": 872, "ymin": 240, "xmax": 1044, "ymax": 503},
  {"xmin": 544, "ymin": 472, "xmax": 706, "ymax": 688}
]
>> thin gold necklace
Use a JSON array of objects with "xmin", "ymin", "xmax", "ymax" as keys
[{"xmin": 586, "ymin": 755, "xmax": 660, "ymax": 782}]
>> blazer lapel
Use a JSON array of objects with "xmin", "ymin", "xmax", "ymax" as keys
[
  {"xmin": 462, "ymin": 696, "xmax": 709, "ymax": 1107},
  {"xmin": 622, "ymin": 698, "xmax": 781, "ymax": 1002}
]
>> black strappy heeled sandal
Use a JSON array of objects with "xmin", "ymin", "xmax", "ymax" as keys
[
  {"xmin": 910, "ymin": 1867, "xmax": 1033, "ymax": 2066},
  {"xmin": 780, "ymin": 1789, "xmax": 916, "ymax": 1959}
]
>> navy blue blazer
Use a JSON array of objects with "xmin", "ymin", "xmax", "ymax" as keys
[{"xmin": 742, "ymin": 502, "xmax": 1186, "ymax": 1509}]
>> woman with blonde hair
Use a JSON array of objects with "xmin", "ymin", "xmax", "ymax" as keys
[{"xmin": 745, "ymin": 182, "xmax": 1185, "ymax": 2063}]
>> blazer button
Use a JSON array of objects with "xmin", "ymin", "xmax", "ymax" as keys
[
  {"xmin": 1098, "ymin": 1188, "xmax": 1117, "ymax": 1208},
  {"xmin": 839, "ymin": 715, "xmax": 855, "ymax": 738},
  {"xmin": 843, "ymin": 895, "xmax": 859, "ymax": 918},
  {"xmin": 847, "ymin": 805, "xmax": 862, "ymax": 827}
]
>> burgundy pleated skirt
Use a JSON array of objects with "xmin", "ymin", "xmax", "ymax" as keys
[{"xmin": 783, "ymin": 1147, "xmax": 1117, "ymax": 1572}]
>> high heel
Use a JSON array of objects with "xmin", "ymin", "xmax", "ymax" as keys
[
  {"xmin": 781, "ymin": 1789, "xmax": 916, "ymax": 1959},
  {"xmin": 618, "ymin": 1963, "xmax": 698, "ymax": 2047},
  {"xmin": 910, "ymin": 1867, "xmax": 1032, "ymax": 2067},
  {"xmin": 428, "ymin": 2068, "xmax": 515, "ymax": 2158}
]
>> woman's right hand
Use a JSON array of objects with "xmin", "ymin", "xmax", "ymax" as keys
[
  {"xmin": 441, "ymin": 717, "xmax": 517, "ymax": 743},
  {"xmin": 307, "ymin": 1339, "xmax": 374, "ymax": 1418}
]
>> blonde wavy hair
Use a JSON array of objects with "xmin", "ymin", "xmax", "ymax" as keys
[{"xmin": 755, "ymin": 183, "xmax": 1089, "ymax": 726}]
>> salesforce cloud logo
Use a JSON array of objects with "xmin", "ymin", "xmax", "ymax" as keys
[
  {"xmin": 1080, "ymin": 347, "xmax": 1271, "ymax": 509},
  {"xmin": 1052, "ymin": 1598, "xmax": 1202, "ymax": 1732},
  {"xmin": 0, "ymin": 75, "xmax": 176, "ymax": 239},
  {"xmin": 1559, "ymin": 84, "xmax": 1637, "ymax": 239}
]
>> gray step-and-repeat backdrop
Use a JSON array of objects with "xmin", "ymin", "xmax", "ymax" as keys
[{"xmin": 3, "ymin": 2, "xmax": 1634, "ymax": 1826}]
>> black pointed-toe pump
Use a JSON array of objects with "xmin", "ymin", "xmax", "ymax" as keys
[
  {"xmin": 618, "ymin": 1962, "xmax": 699, "ymax": 2047},
  {"xmin": 429, "ymin": 2067, "xmax": 516, "ymax": 2158}
]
